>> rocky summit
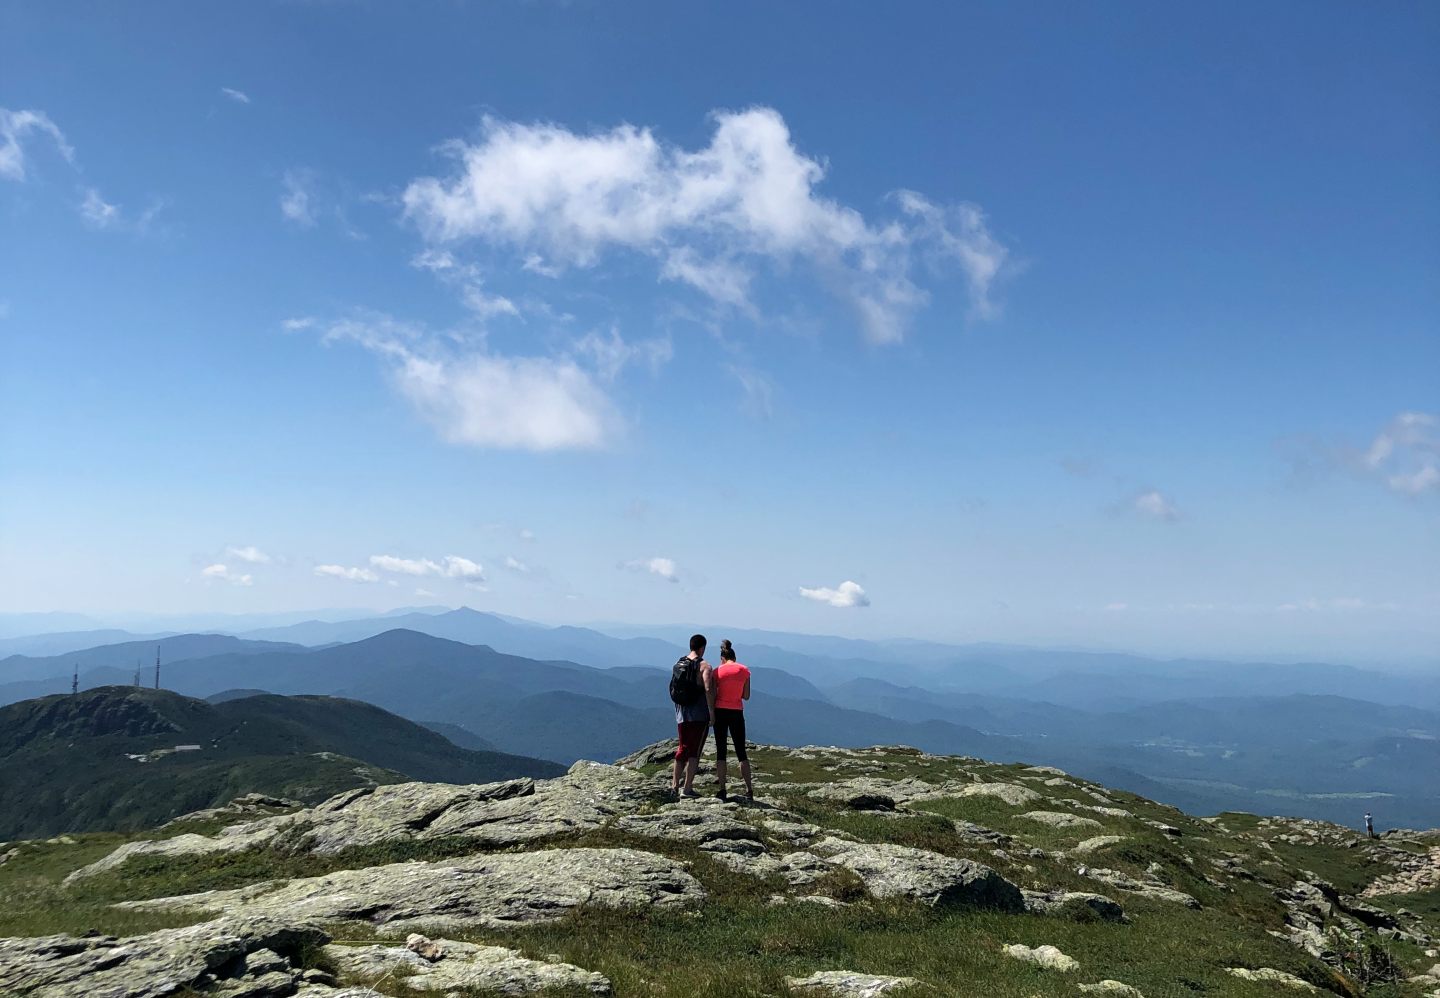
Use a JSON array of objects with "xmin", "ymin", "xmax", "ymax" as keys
[{"xmin": 1, "ymin": 742, "xmax": 1437, "ymax": 998}]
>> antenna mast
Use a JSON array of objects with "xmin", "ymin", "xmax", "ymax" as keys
[
  {"xmin": 72, "ymin": 664, "xmax": 78, "ymax": 695},
  {"xmin": 134, "ymin": 659, "xmax": 142, "ymax": 687},
  {"xmin": 154, "ymin": 646, "xmax": 160, "ymax": 690}
]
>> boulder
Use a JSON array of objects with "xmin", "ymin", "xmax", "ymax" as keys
[
  {"xmin": 1225, "ymin": 968, "xmax": 1319, "ymax": 992},
  {"xmin": 786, "ymin": 970, "xmax": 921, "ymax": 995},
  {"xmin": 811, "ymin": 838, "xmax": 1024, "ymax": 911},
  {"xmin": 1002, "ymin": 943, "xmax": 1080, "ymax": 972},
  {"xmin": 0, "ymin": 915, "xmax": 327, "ymax": 998},
  {"xmin": 324, "ymin": 938, "xmax": 612, "ymax": 994},
  {"xmin": 122, "ymin": 847, "xmax": 704, "ymax": 934}
]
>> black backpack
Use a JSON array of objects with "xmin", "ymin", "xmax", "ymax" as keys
[{"xmin": 668, "ymin": 655, "xmax": 702, "ymax": 706}]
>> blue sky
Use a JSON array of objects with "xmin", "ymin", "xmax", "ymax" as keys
[{"xmin": 1, "ymin": 2, "xmax": 1436, "ymax": 664}]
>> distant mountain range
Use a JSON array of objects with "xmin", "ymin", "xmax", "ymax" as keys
[
  {"xmin": 4, "ymin": 610, "xmax": 1438, "ymax": 828},
  {"xmin": 0, "ymin": 686, "xmax": 563, "ymax": 839}
]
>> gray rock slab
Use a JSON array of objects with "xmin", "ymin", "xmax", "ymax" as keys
[{"xmin": 122, "ymin": 847, "xmax": 704, "ymax": 934}]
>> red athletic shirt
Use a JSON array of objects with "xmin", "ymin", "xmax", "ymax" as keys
[{"xmin": 713, "ymin": 662, "xmax": 750, "ymax": 710}]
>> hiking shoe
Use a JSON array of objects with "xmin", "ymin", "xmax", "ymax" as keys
[
  {"xmin": 716, "ymin": 790, "xmax": 728, "ymax": 802},
  {"xmin": 680, "ymin": 788, "xmax": 700, "ymax": 799}
]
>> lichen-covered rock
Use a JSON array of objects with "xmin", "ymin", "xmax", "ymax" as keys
[
  {"xmin": 1078, "ymin": 867, "xmax": 1201, "ymax": 908},
  {"xmin": 1021, "ymin": 811, "xmax": 1104, "ymax": 829},
  {"xmin": 615, "ymin": 805, "xmax": 762, "ymax": 848},
  {"xmin": 1002, "ymin": 943, "xmax": 1080, "ymax": 971},
  {"xmin": 1225, "ymin": 967, "xmax": 1319, "ymax": 992},
  {"xmin": 123, "ymin": 847, "xmax": 704, "ymax": 933},
  {"xmin": 325, "ymin": 937, "xmax": 612, "ymax": 994},
  {"xmin": 811, "ymin": 838, "xmax": 1024, "ymax": 911},
  {"xmin": 1073, "ymin": 835, "xmax": 1126, "ymax": 855},
  {"xmin": 786, "ymin": 970, "xmax": 921, "ymax": 995},
  {"xmin": 1022, "ymin": 889, "xmax": 1126, "ymax": 922},
  {"xmin": 956, "ymin": 782, "xmax": 1042, "ymax": 807},
  {"xmin": 1079, "ymin": 981, "xmax": 1145, "ymax": 996},
  {"xmin": 0, "ymin": 915, "xmax": 327, "ymax": 998}
]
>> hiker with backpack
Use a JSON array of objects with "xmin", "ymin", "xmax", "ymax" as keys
[{"xmin": 669, "ymin": 633, "xmax": 715, "ymax": 799}]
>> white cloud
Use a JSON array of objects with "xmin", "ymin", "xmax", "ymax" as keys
[
  {"xmin": 799, "ymin": 580, "xmax": 870, "ymax": 608},
  {"xmin": 226, "ymin": 545, "xmax": 271, "ymax": 564},
  {"xmin": 519, "ymin": 528, "xmax": 536, "ymax": 542},
  {"xmin": 573, "ymin": 328, "xmax": 672, "ymax": 382},
  {"xmin": 314, "ymin": 564, "xmax": 379, "ymax": 583},
  {"xmin": 1132, "ymin": 490, "xmax": 1180, "ymax": 522},
  {"xmin": 317, "ymin": 313, "xmax": 620, "ymax": 451},
  {"xmin": 220, "ymin": 87, "xmax": 251, "ymax": 105},
  {"xmin": 504, "ymin": 556, "xmax": 529, "ymax": 574},
  {"xmin": 280, "ymin": 170, "xmax": 316, "ymax": 227},
  {"xmin": 368, "ymin": 553, "xmax": 485, "ymax": 582},
  {"xmin": 401, "ymin": 107, "xmax": 1009, "ymax": 344},
  {"xmin": 79, "ymin": 188, "xmax": 121, "ymax": 229},
  {"xmin": 0, "ymin": 108, "xmax": 74, "ymax": 182},
  {"xmin": 626, "ymin": 557, "xmax": 679, "ymax": 583},
  {"xmin": 201, "ymin": 563, "xmax": 254, "ymax": 587},
  {"xmin": 1362, "ymin": 411, "xmax": 1438, "ymax": 497},
  {"xmin": 410, "ymin": 249, "xmax": 518, "ymax": 320},
  {"xmin": 1104, "ymin": 602, "xmax": 1128, "ymax": 611},
  {"xmin": 414, "ymin": 588, "xmax": 437, "ymax": 598}
]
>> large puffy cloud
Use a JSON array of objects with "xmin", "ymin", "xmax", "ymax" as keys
[
  {"xmin": 402, "ymin": 108, "xmax": 1009, "ymax": 343},
  {"xmin": 0, "ymin": 108, "xmax": 73, "ymax": 182},
  {"xmin": 799, "ymin": 580, "xmax": 870, "ymax": 608},
  {"xmin": 311, "ymin": 313, "xmax": 621, "ymax": 451}
]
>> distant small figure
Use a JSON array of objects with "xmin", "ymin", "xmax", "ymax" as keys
[
  {"xmin": 712, "ymin": 639, "xmax": 753, "ymax": 803},
  {"xmin": 1364, "ymin": 811, "xmax": 1376, "ymax": 839},
  {"xmin": 668, "ymin": 634, "xmax": 713, "ymax": 799}
]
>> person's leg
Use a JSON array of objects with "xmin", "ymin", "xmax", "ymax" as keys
[
  {"xmin": 714, "ymin": 710, "xmax": 731, "ymax": 797},
  {"xmin": 671, "ymin": 727, "xmax": 686, "ymax": 795},
  {"xmin": 732, "ymin": 711, "xmax": 753, "ymax": 798},
  {"xmin": 684, "ymin": 752, "xmax": 700, "ymax": 792}
]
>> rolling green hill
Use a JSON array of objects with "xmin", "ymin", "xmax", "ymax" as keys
[{"xmin": 0, "ymin": 686, "xmax": 564, "ymax": 839}]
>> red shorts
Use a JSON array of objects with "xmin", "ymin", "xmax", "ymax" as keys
[{"xmin": 675, "ymin": 720, "xmax": 708, "ymax": 761}]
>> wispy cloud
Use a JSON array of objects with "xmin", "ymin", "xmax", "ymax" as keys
[
  {"xmin": 280, "ymin": 170, "xmax": 317, "ymax": 227},
  {"xmin": 1131, "ymin": 489, "xmax": 1181, "ymax": 522},
  {"xmin": 1362, "ymin": 411, "xmax": 1438, "ymax": 497},
  {"xmin": 799, "ymin": 579, "xmax": 870, "ymax": 608},
  {"xmin": 314, "ymin": 564, "xmax": 379, "ymax": 582},
  {"xmin": 401, "ymin": 107, "xmax": 1011, "ymax": 344},
  {"xmin": 503, "ymin": 556, "xmax": 529, "ymax": 574},
  {"xmin": 625, "ymin": 556, "xmax": 679, "ymax": 583},
  {"xmin": 201, "ymin": 563, "xmax": 254, "ymax": 586},
  {"xmin": 369, "ymin": 553, "xmax": 485, "ymax": 582},
  {"xmin": 226, "ymin": 545, "xmax": 272, "ymax": 564},
  {"xmin": 0, "ymin": 108, "xmax": 74, "ymax": 182},
  {"xmin": 220, "ymin": 87, "xmax": 251, "ymax": 105},
  {"xmin": 79, "ymin": 188, "xmax": 121, "ymax": 229}
]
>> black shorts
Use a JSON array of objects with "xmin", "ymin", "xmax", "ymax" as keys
[{"xmin": 713, "ymin": 707, "xmax": 747, "ymax": 762}]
